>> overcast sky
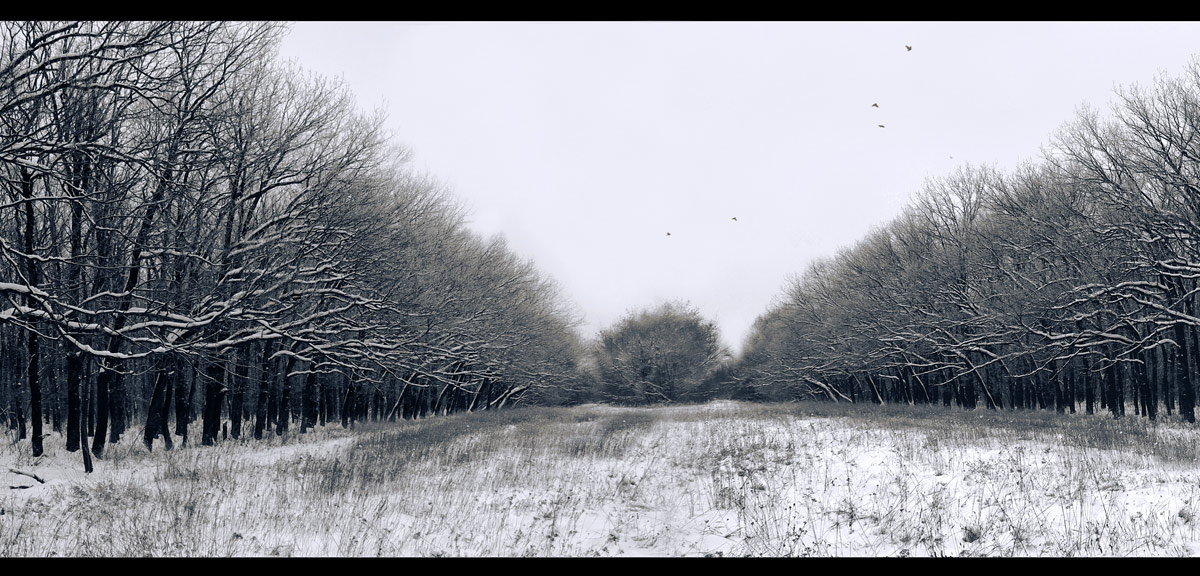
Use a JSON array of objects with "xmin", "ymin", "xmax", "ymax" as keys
[{"xmin": 276, "ymin": 21, "xmax": 1200, "ymax": 355}]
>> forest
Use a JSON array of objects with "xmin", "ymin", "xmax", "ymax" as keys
[
  {"xmin": 10, "ymin": 21, "xmax": 1200, "ymax": 477},
  {"xmin": 0, "ymin": 22, "xmax": 588, "ymax": 470},
  {"xmin": 736, "ymin": 58, "xmax": 1200, "ymax": 422}
]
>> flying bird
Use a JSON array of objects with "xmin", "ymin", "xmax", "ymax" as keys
[
  {"xmin": 731, "ymin": 217, "xmax": 738, "ymax": 221},
  {"xmin": 871, "ymin": 103, "xmax": 879, "ymax": 108},
  {"xmin": 878, "ymin": 124, "xmax": 885, "ymax": 128},
  {"xmin": 666, "ymin": 232, "xmax": 671, "ymax": 236},
  {"xmin": 905, "ymin": 45, "xmax": 912, "ymax": 51}
]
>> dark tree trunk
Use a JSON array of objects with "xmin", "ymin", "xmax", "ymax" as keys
[
  {"xmin": 78, "ymin": 351, "xmax": 93, "ymax": 474},
  {"xmin": 315, "ymin": 371, "xmax": 325, "ymax": 427},
  {"xmin": 1084, "ymin": 357, "xmax": 1094, "ymax": 415},
  {"xmin": 109, "ymin": 367, "xmax": 125, "ymax": 444},
  {"xmin": 143, "ymin": 362, "xmax": 171, "ymax": 451},
  {"xmin": 91, "ymin": 358, "xmax": 118, "ymax": 457},
  {"xmin": 25, "ymin": 321, "xmax": 40, "ymax": 456},
  {"xmin": 1115, "ymin": 359, "xmax": 1128, "ymax": 418},
  {"xmin": 1142, "ymin": 348, "xmax": 1157, "ymax": 421},
  {"xmin": 319, "ymin": 373, "xmax": 332, "ymax": 427},
  {"xmin": 63, "ymin": 163, "xmax": 88, "ymax": 454},
  {"xmin": 49, "ymin": 345, "xmax": 61, "ymax": 434},
  {"xmin": 17, "ymin": 168, "xmax": 41, "ymax": 455},
  {"xmin": 1163, "ymin": 343, "xmax": 1175, "ymax": 416},
  {"xmin": 175, "ymin": 358, "xmax": 193, "ymax": 445},
  {"xmin": 255, "ymin": 341, "xmax": 273, "ymax": 440},
  {"xmin": 1066, "ymin": 359, "xmax": 1076, "ymax": 414},
  {"xmin": 1099, "ymin": 361, "xmax": 1109, "ymax": 411},
  {"xmin": 1105, "ymin": 353, "xmax": 1121, "ymax": 419},
  {"xmin": 301, "ymin": 368, "xmax": 315, "ymax": 433},
  {"xmin": 159, "ymin": 368, "xmax": 174, "ymax": 451},
  {"xmin": 1053, "ymin": 358, "xmax": 1065, "ymax": 414},
  {"xmin": 266, "ymin": 359, "xmax": 279, "ymax": 434},
  {"xmin": 1174, "ymin": 322, "xmax": 1196, "ymax": 423},
  {"xmin": 341, "ymin": 372, "xmax": 354, "ymax": 429},
  {"xmin": 202, "ymin": 358, "xmax": 226, "ymax": 445},
  {"xmin": 230, "ymin": 347, "xmax": 249, "ymax": 440},
  {"xmin": 4, "ymin": 336, "xmax": 19, "ymax": 436},
  {"xmin": 1027, "ymin": 360, "xmax": 1040, "ymax": 410},
  {"xmin": 1131, "ymin": 360, "xmax": 1142, "ymax": 417},
  {"xmin": 63, "ymin": 350, "xmax": 82, "ymax": 452},
  {"xmin": 86, "ymin": 367, "xmax": 95, "ymax": 437},
  {"xmin": 277, "ymin": 357, "xmax": 293, "ymax": 436}
]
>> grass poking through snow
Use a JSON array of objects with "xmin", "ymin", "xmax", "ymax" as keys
[{"xmin": 4, "ymin": 400, "xmax": 1200, "ymax": 556}]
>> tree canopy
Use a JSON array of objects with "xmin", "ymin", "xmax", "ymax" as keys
[
  {"xmin": 0, "ymin": 21, "xmax": 586, "ymax": 468},
  {"xmin": 591, "ymin": 301, "xmax": 729, "ymax": 405},
  {"xmin": 736, "ymin": 57, "xmax": 1200, "ymax": 423}
]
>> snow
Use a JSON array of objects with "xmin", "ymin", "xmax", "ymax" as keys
[
  {"xmin": 4, "ymin": 401, "xmax": 1200, "ymax": 556},
  {"xmin": 0, "ymin": 282, "xmax": 49, "ymax": 297}
]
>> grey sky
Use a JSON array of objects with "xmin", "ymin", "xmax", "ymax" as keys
[{"xmin": 276, "ymin": 21, "xmax": 1200, "ymax": 354}]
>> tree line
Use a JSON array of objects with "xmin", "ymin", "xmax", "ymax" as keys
[
  {"xmin": 737, "ymin": 57, "xmax": 1200, "ymax": 423},
  {"xmin": 0, "ymin": 21, "xmax": 586, "ymax": 471},
  {"xmin": 22, "ymin": 21, "xmax": 1194, "ymax": 461}
]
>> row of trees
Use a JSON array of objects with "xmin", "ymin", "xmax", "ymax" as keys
[
  {"xmin": 0, "ymin": 21, "xmax": 585, "ymax": 470},
  {"xmin": 738, "ymin": 57, "xmax": 1200, "ymax": 422}
]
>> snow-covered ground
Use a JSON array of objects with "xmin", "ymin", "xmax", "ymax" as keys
[{"xmin": 4, "ymin": 401, "xmax": 1200, "ymax": 556}]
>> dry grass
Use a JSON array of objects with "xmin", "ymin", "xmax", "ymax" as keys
[{"xmin": 4, "ymin": 400, "xmax": 1200, "ymax": 556}]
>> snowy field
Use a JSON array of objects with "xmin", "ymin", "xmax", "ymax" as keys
[{"xmin": 4, "ymin": 400, "xmax": 1200, "ymax": 557}]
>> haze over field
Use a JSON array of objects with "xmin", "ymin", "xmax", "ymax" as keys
[{"xmin": 278, "ymin": 21, "xmax": 1200, "ymax": 352}]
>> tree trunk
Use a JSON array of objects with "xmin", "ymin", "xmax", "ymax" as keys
[
  {"xmin": 202, "ymin": 358, "xmax": 226, "ymax": 445},
  {"xmin": 1142, "ymin": 348, "xmax": 1157, "ymax": 421},
  {"xmin": 300, "ymin": 368, "xmax": 315, "ymax": 433},
  {"xmin": 175, "ymin": 358, "xmax": 193, "ymax": 445},
  {"xmin": 277, "ymin": 357, "xmax": 293, "ymax": 437},
  {"xmin": 1083, "ymin": 356, "xmax": 1094, "ymax": 415},
  {"xmin": 78, "ymin": 351, "xmax": 93, "ymax": 474},
  {"xmin": 1066, "ymin": 358, "xmax": 1076, "ymax": 414},
  {"xmin": 254, "ymin": 341, "xmax": 273, "ymax": 440},
  {"xmin": 1163, "ymin": 343, "xmax": 1175, "ymax": 416},
  {"xmin": 1105, "ymin": 353, "xmax": 1120, "ymax": 419},
  {"xmin": 1174, "ymin": 321, "xmax": 1195, "ymax": 423},
  {"xmin": 1051, "ymin": 357, "xmax": 1064, "ymax": 414},
  {"xmin": 91, "ymin": 358, "xmax": 117, "ymax": 457},
  {"xmin": 109, "ymin": 367, "xmax": 125, "ymax": 444},
  {"xmin": 25, "ymin": 313, "xmax": 41, "ymax": 457},
  {"xmin": 17, "ymin": 168, "xmax": 41, "ymax": 455},
  {"xmin": 230, "ymin": 347, "xmax": 249, "ymax": 440},
  {"xmin": 143, "ymin": 362, "xmax": 171, "ymax": 451},
  {"xmin": 159, "ymin": 368, "xmax": 174, "ymax": 451},
  {"xmin": 65, "ymin": 350, "xmax": 82, "ymax": 451},
  {"xmin": 49, "ymin": 345, "xmax": 61, "ymax": 434},
  {"xmin": 340, "ymin": 372, "xmax": 354, "ymax": 429}
]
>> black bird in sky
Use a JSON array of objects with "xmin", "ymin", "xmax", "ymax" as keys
[
  {"xmin": 906, "ymin": 45, "xmax": 912, "ymax": 51},
  {"xmin": 666, "ymin": 232, "xmax": 671, "ymax": 236},
  {"xmin": 871, "ymin": 103, "xmax": 879, "ymax": 108},
  {"xmin": 878, "ymin": 124, "xmax": 885, "ymax": 128},
  {"xmin": 731, "ymin": 217, "xmax": 737, "ymax": 221}
]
